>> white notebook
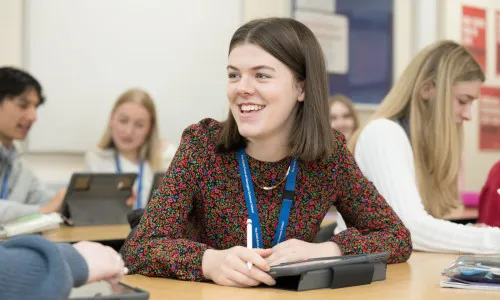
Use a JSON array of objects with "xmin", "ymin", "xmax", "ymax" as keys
[{"xmin": 0, "ymin": 213, "xmax": 63, "ymax": 238}]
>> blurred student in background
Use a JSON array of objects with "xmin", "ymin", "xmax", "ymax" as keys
[
  {"xmin": 335, "ymin": 40, "xmax": 500, "ymax": 254},
  {"xmin": 0, "ymin": 67, "xmax": 66, "ymax": 223},
  {"xmin": 328, "ymin": 94, "xmax": 359, "ymax": 141},
  {"xmin": 478, "ymin": 160, "xmax": 500, "ymax": 227},
  {"xmin": 314, "ymin": 93, "xmax": 360, "ymax": 242},
  {"xmin": 84, "ymin": 88, "xmax": 177, "ymax": 209},
  {"xmin": 122, "ymin": 17, "xmax": 411, "ymax": 288}
]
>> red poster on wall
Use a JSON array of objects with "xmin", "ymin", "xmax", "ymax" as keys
[
  {"xmin": 462, "ymin": 6, "xmax": 487, "ymax": 71},
  {"xmin": 496, "ymin": 11, "xmax": 500, "ymax": 75},
  {"xmin": 479, "ymin": 87, "xmax": 500, "ymax": 151}
]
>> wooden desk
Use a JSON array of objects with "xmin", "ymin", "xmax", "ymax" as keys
[
  {"xmin": 122, "ymin": 252, "xmax": 499, "ymax": 300},
  {"xmin": 42, "ymin": 225, "xmax": 130, "ymax": 243}
]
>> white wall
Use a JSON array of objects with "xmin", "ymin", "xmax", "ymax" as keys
[
  {"xmin": 0, "ymin": 0, "xmax": 425, "ymax": 187},
  {"xmin": 243, "ymin": 0, "xmax": 291, "ymax": 20},
  {"xmin": 24, "ymin": 0, "xmax": 241, "ymax": 154},
  {"xmin": 0, "ymin": 0, "xmax": 23, "ymax": 67}
]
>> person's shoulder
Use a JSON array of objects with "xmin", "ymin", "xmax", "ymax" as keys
[
  {"xmin": 487, "ymin": 160, "xmax": 500, "ymax": 178},
  {"xmin": 183, "ymin": 118, "xmax": 222, "ymax": 135},
  {"xmin": 319, "ymin": 119, "xmax": 405, "ymax": 166},
  {"xmin": 310, "ymin": 130, "xmax": 348, "ymax": 168},
  {"xmin": 84, "ymin": 147, "xmax": 114, "ymax": 162},
  {"xmin": 491, "ymin": 160, "xmax": 500, "ymax": 172},
  {"xmin": 181, "ymin": 118, "xmax": 222, "ymax": 149},
  {"xmin": 161, "ymin": 142, "xmax": 178, "ymax": 156},
  {"xmin": 330, "ymin": 119, "xmax": 404, "ymax": 153},
  {"xmin": 357, "ymin": 118, "xmax": 409, "ymax": 147},
  {"xmin": 355, "ymin": 119, "xmax": 411, "ymax": 155},
  {"xmin": 362, "ymin": 118, "xmax": 405, "ymax": 136}
]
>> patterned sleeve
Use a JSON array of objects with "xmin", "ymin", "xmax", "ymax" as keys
[
  {"xmin": 122, "ymin": 121, "xmax": 210, "ymax": 281},
  {"xmin": 330, "ymin": 133, "xmax": 412, "ymax": 263}
]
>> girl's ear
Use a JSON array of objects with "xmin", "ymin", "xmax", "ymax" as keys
[
  {"xmin": 420, "ymin": 80, "xmax": 436, "ymax": 100},
  {"xmin": 297, "ymin": 81, "xmax": 305, "ymax": 102}
]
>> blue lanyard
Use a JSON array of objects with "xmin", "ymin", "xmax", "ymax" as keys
[
  {"xmin": 237, "ymin": 149, "xmax": 299, "ymax": 248},
  {"xmin": 115, "ymin": 153, "xmax": 144, "ymax": 209},
  {"xmin": 1, "ymin": 166, "xmax": 9, "ymax": 199}
]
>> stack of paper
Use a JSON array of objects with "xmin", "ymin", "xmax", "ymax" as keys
[
  {"xmin": 441, "ymin": 279, "xmax": 500, "ymax": 291},
  {"xmin": 441, "ymin": 255, "xmax": 500, "ymax": 291}
]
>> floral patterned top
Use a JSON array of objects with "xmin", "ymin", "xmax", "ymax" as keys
[{"xmin": 122, "ymin": 118, "xmax": 412, "ymax": 281}]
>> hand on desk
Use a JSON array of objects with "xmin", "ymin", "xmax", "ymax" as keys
[
  {"xmin": 201, "ymin": 240, "xmax": 342, "ymax": 288},
  {"xmin": 40, "ymin": 188, "xmax": 66, "ymax": 214},
  {"xmin": 266, "ymin": 239, "xmax": 342, "ymax": 266},
  {"xmin": 73, "ymin": 241, "xmax": 126, "ymax": 284},
  {"xmin": 202, "ymin": 246, "xmax": 276, "ymax": 287}
]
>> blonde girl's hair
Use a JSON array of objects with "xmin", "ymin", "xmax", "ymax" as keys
[{"xmin": 348, "ymin": 40, "xmax": 485, "ymax": 218}]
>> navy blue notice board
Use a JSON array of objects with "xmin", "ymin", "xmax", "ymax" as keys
[{"xmin": 293, "ymin": 0, "xmax": 393, "ymax": 105}]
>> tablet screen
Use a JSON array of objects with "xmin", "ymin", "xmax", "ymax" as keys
[{"xmin": 69, "ymin": 281, "xmax": 138, "ymax": 299}]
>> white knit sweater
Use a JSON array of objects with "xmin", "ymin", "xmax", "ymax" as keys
[{"xmin": 335, "ymin": 119, "xmax": 500, "ymax": 254}]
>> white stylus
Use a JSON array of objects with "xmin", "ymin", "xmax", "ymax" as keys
[
  {"xmin": 246, "ymin": 219, "xmax": 253, "ymax": 270},
  {"xmin": 497, "ymin": 188, "xmax": 500, "ymax": 196}
]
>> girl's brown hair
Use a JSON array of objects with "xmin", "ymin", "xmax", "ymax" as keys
[{"xmin": 217, "ymin": 17, "xmax": 334, "ymax": 162}]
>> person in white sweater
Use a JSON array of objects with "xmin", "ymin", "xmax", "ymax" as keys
[
  {"xmin": 335, "ymin": 40, "xmax": 500, "ymax": 254},
  {"xmin": 84, "ymin": 89, "xmax": 177, "ymax": 209}
]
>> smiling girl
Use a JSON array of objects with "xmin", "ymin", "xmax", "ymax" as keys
[{"xmin": 122, "ymin": 18, "xmax": 411, "ymax": 287}]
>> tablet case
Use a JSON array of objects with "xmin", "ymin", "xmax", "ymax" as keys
[
  {"xmin": 61, "ymin": 173, "xmax": 137, "ymax": 226},
  {"xmin": 270, "ymin": 252, "xmax": 388, "ymax": 291}
]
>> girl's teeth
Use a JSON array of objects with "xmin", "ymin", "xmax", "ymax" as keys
[{"xmin": 241, "ymin": 105, "xmax": 264, "ymax": 112}]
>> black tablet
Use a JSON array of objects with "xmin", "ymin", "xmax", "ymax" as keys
[
  {"xmin": 61, "ymin": 173, "xmax": 137, "ymax": 226},
  {"xmin": 69, "ymin": 281, "xmax": 149, "ymax": 300},
  {"xmin": 268, "ymin": 252, "xmax": 390, "ymax": 278}
]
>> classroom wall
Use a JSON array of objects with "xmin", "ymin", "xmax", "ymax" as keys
[
  {"xmin": 1, "ymin": 0, "xmax": 494, "ymax": 191},
  {"xmin": 0, "ymin": 0, "xmax": 23, "ymax": 67},
  {"xmin": 243, "ymin": 0, "xmax": 291, "ymax": 20},
  {"xmin": 355, "ymin": 0, "xmax": 414, "ymax": 126}
]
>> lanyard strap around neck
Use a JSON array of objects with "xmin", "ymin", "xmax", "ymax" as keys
[
  {"xmin": 237, "ymin": 149, "xmax": 299, "ymax": 248},
  {"xmin": 1, "ymin": 166, "xmax": 10, "ymax": 199},
  {"xmin": 115, "ymin": 153, "xmax": 144, "ymax": 209}
]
